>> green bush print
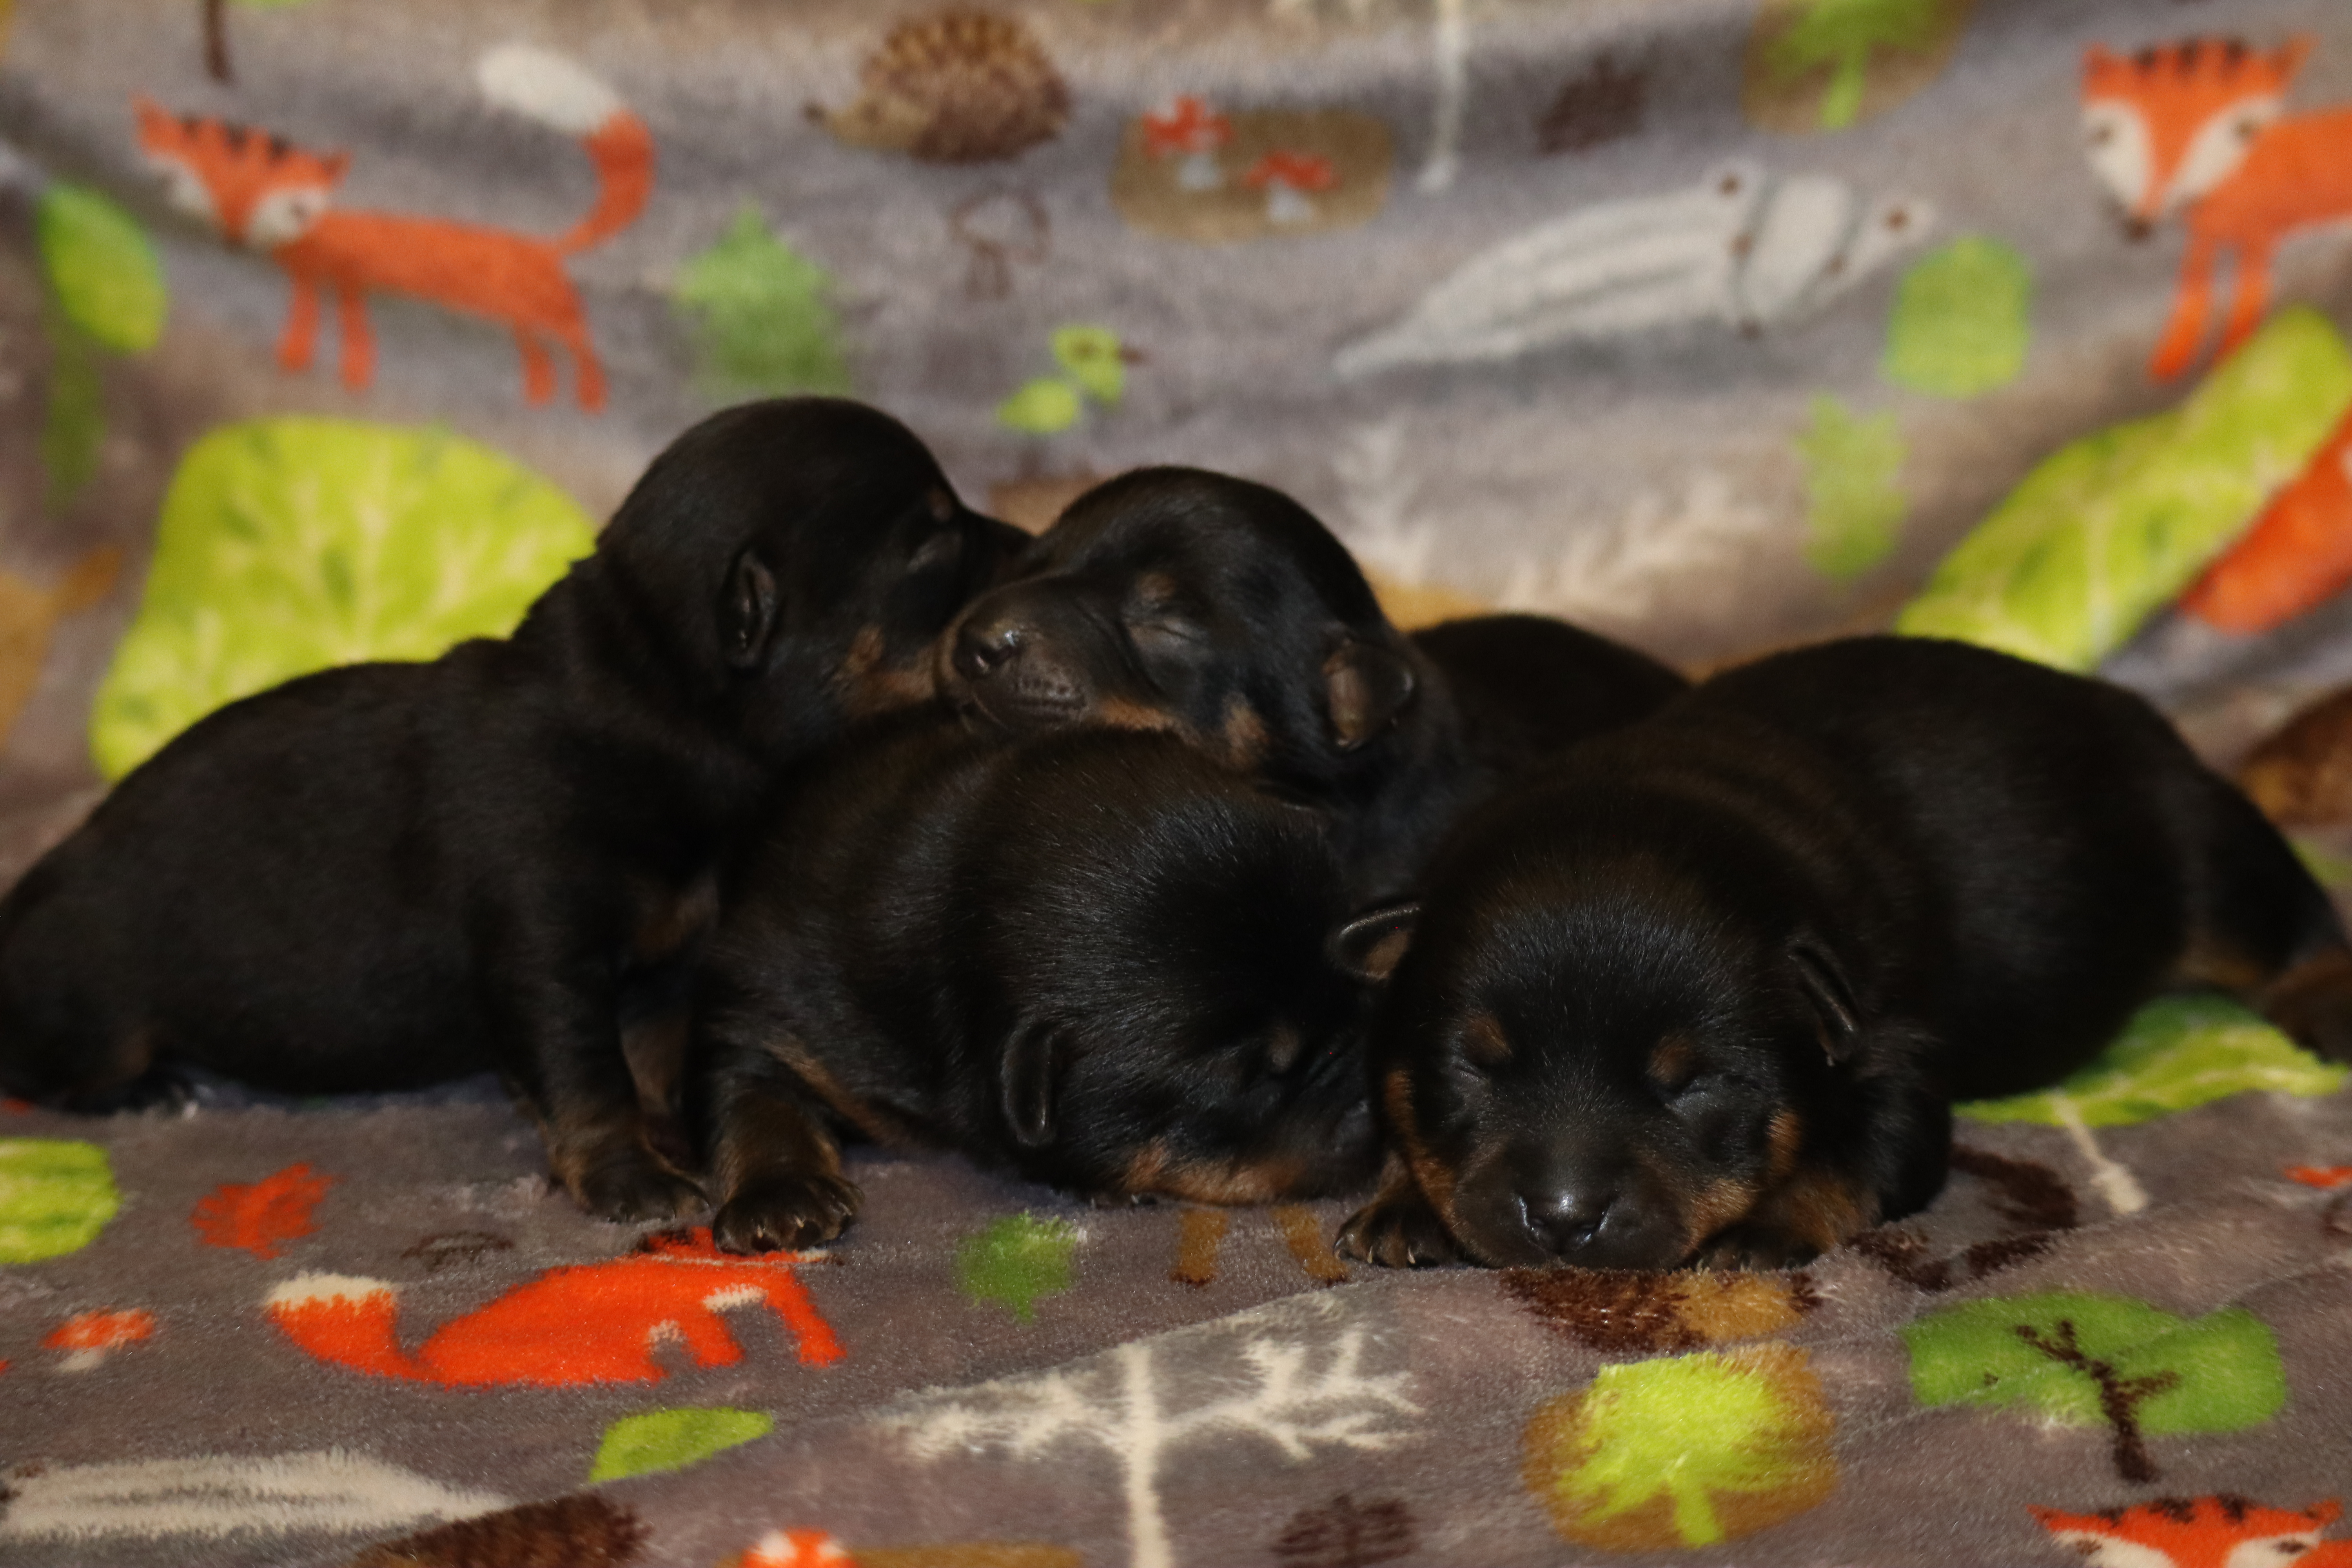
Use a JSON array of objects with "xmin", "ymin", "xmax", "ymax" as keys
[
  {"xmin": 90, "ymin": 417, "xmax": 595, "ymax": 779},
  {"xmin": 1884, "ymin": 237, "xmax": 2032, "ymax": 397},
  {"xmin": 673, "ymin": 205, "xmax": 852, "ymax": 397},
  {"xmin": 957, "ymin": 1213, "xmax": 1076, "ymax": 1323},
  {"xmin": 1960, "ymin": 995, "xmax": 2345, "ymax": 1129},
  {"xmin": 1797, "ymin": 396, "xmax": 1906, "ymax": 581},
  {"xmin": 1897, "ymin": 307, "xmax": 2352, "ymax": 669}
]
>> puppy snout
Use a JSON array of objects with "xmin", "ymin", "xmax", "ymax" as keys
[
  {"xmin": 954, "ymin": 615, "xmax": 1026, "ymax": 682},
  {"xmin": 1520, "ymin": 1184, "xmax": 1616, "ymax": 1258}
]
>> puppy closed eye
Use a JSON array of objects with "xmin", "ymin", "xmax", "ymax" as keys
[
  {"xmin": 1648, "ymin": 1034, "xmax": 1702, "ymax": 1096},
  {"xmin": 1457, "ymin": 1011, "xmax": 1512, "ymax": 1072},
  {"xmin": 905, "ymin": 528, "xmax": 966, "ymax": 574}
]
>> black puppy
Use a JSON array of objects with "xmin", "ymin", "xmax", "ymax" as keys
[
  {"xmin": 0, "ymin": 399, "xmax": 1023, "ymax": 1221},
  {"xmin": 940, "ymin": 467, "xmax": 1685, "ymax": 899},
  {"xmin": 1339, "ymin": 636, "xmax": 2352, "ymax": 1271},
  {"xmin": 692, "ymin": 719, "xmax": 1394, "ymax": 1253}
]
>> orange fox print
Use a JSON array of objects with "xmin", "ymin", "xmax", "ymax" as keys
[
  {"xmin": 264, "ymin": 1228, "xmax": 842, "ymax": 1387},
  {"xmin": 2082, "ymin": 36, "xmax": 2352, "ymax": 381},
  {"xmin": 133, "ymin": 44, "xmax": 652, "ymax": 410},
  {"xmin": 2032, "ymin": 1495, "xmax": 2348, "ymax": 1568}
]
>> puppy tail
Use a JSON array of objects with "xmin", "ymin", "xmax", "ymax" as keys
[{"xmin": 264, "ymin": 1276, "xmax": 422, "ymax": 1380}]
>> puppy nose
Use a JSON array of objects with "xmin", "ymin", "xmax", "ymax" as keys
[
  {"xmin": 954, "ymin": 615, "xmax": 1025, "ymax": 681},
  {"xmin": 1521, "ymin": 1186, "xmax": 1616, "ymax": 1258}
]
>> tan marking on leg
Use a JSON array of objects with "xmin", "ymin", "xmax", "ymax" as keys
[
  {"xmin": 1170, "ymin": 1207, "xmax": 1227, "ymax": 1287},
  {"xmin": 1273, "ymin": 1204, "xmax": 1350, "ymax": 1285},
  {"xmin": 1749, "ymin": 1164, "xmax": 1875, "ymax": 1258},
  {"xmin": 2171, "ymin": 931, "xmax": 2273, "ymax": 992},
  {"xmin": 1149, "ymin": 1153, "xmax": 1307, "ymax": 1205},
  {"xmin": 1680, "ymin": 1174, "xmax": 1764, "ymax": 1259}
]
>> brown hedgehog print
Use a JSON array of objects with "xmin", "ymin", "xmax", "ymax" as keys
[{"xmin": 813, "ymin": 9, "xmax": 1069, "ymax": 165}]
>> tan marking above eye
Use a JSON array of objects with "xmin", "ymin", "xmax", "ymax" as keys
[
  {"xmin": 1461, "ymin": 1011, "xmax": 1512, "ymax": 1069},
  {"xmin": 1647, "ymin": 1034, "xmax": 1696, "ymax": 1091}
]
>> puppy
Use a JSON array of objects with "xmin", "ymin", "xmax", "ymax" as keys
[
  {"xmin": 0, "ymin": 399, "xmax": 1024, "ymax": 1221},
  {"xmin": 691, "ymin": 719, "xmax": 1397, "ymax": 1253},
  {"xmin": 940, "ymin": 467, "xmax": 1685, "ymax": 898},
  {"xmin": 1339, "ymin": 636, "xmax": 2352, "ymax": 1271}
]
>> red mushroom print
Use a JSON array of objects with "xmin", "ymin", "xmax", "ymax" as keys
[
  {"xmin": 45, "ymin": 1307, "xmax": 157, "ymax": 1372},
  {"xmin": 742, "ymin": 1529, "xmax": 855, "ymax": 1568},
  {"xmin": 1244, "ymin": 150, "xmax": 1338, "ymax": 225},
  {"xmin": 1142, "ymin": 96, "xmax": 1231, "ymax": 192}
]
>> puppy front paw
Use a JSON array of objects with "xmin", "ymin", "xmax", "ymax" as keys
[
  {"xmin": 573, "ymin": 1152, "xmax": 705, "ymax": 1225},
  {"xmin": 1693, "ymin": 1225, "xmax": 1820, "ymax": 1272},
  {"xmin": 1336, "ymin": 1191, "xmax": 1461, "ymax": 1268},
  {"xmin": 713, "ymin": 1172, "xmax": 862, "ymax": 1254}
]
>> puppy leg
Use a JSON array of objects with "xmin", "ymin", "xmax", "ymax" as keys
[
  {"xmin": 486, "ymin": 950, "xmax": 703, "ymax": 1223},
  {"xmin": 1695, "ymin": 1165, "xmax": 1880, "ymax": 1271},
  {"xmin": 1336, "ymin": 1155, "xmax": 1461, "ymax": 1268},
  {"xmin": 706, "ymin": 1065, "xmax": 861, "ymax": 1254}
]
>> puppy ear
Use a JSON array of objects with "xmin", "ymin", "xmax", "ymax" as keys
[
  {"xmin": 1788, "ymin": 938, "xmax": 1862, "ymax": 1066},
  {"xmin": 720, "ymin": 550, "xmax": 780, "ymax": 672},
  {"xmin": 1000, "ymin": 1018, "xmax": 1065, "ymax": 1148},
  {"xmin": 1323, "ymin": 639, "xmax": 1416, "ymax": 751},
  {"xmin": 1331, "ymin": 902, "xmax": 1421, "ymax": 984}
]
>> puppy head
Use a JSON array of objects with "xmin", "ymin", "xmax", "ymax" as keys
[
  {"xmin": 971, "ymin": 732, "xmax": 1397, "ymax": 1202},
  {"xmin": 939, "ymin": 468, "xmax": 1419, "ymax": 786},
  {"xmin": 1377, "ymin": 841, "xmax": 1861, "ymax": 1269},
  {"xmin": 597, "ymin": 398, "xmax": 1024, "ymax": 758}
]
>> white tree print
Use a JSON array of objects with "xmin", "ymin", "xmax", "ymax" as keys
[
  {"xmin": 886, "ymin": 1298, "xmax": 1420, "ymax": 1568},
  {"xmin": 1502, "ymin": 470, "xmax": 1779, "ymax": 627}
]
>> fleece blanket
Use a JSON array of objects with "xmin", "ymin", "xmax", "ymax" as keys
[{"xmin": 6, "ymin": 0, "xmax": 2352, "ymax": 1563}]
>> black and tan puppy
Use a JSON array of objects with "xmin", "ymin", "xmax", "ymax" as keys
[
  {"xmin": 0, "ymin": 399, "xmax": 1023, "ymax": 1221},
  {"xmin": 692, "ymin": 719, "xmax": 1396, "ymax": 1253},
  {"xmin": 1339, "ymin": 636, "xmax": 2352, "ymax": 1271},
  {"xmin": 940, "ymin": 468, "xmax": 1685, "ymax": 900}
]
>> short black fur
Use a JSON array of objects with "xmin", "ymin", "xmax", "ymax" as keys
[
  {"xmin": 691, "ymin": 719, "xmax": 1388, "ymax": 1253},
  {"xmin": 1340, "ymin": 637, "xmax": 2352, "ymax": 1270},
  {"xmin": 0, "ymin": 399, "xmax": 1025, "ymax": 1221},
  {"xmin": 940, "ymin": 467, "xmax": 1686, "ymax": 900}
]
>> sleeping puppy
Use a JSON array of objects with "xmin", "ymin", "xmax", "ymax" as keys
[
  {"xmin": 0, "ymin": 399, "xmax": 1024, "ymax": 1221},
  {"xmin": 940, "ymin": 467, "xmax": 1685, "ymax": 899},
  {"xmin": 692, "ymin": 719, "xmax": 1396, "ymax": 1253},
  {"xmin": 1339, "ymin": 636, "xmax": 2352, "ymax": 1270}
]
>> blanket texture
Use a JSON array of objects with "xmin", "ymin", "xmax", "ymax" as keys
[{"xmin": 4, "ymin": 0, "xmax": 2352, "ymax": 1564}]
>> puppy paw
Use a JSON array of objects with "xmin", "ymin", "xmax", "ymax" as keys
[
  {"xmin": 574, "ymin": 1155, "xmax": 705, "ymax": 1225},
  {"xmin": 1336, "ymin": 1192, "xmax": 1460, "ymax": 1269},
  {"xmin": 713, "ymin": 1173, "xmax": 862, "ymax": 1254},
  {"xmin": 1693, "ymin": 1225, "xmax": 1820, "ymax": 1272}
]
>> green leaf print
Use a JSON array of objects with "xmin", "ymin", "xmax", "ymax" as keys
[
  {"xmin": 89, "ymin": 417, "xmax": 595, "ymax": 779},
  {"xmin": 957, "ymin": 1212, "xmax": 1076, "ymax": 1323},
  {"xmin": 1960, "ymin": 995, "xmax": 2345, "ymax": 1129},
  {"xmin": 1051, "ymin": 325, "xmax": 1127, "ymax": 407},
  {"xmin": 997, "ymin": 377, "xmax": 1083, "ymax": 436},
  {"xmin": 0, "ymin": 1139, "xmax": 122, "ymax": 1264},
  {"xmin": 588, "ymin": 1407, "xmax": 774, "ymax": 1482},
  {"xmin": 37, "ymin": 183, "xmax": 167, "ymax": 356}
]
